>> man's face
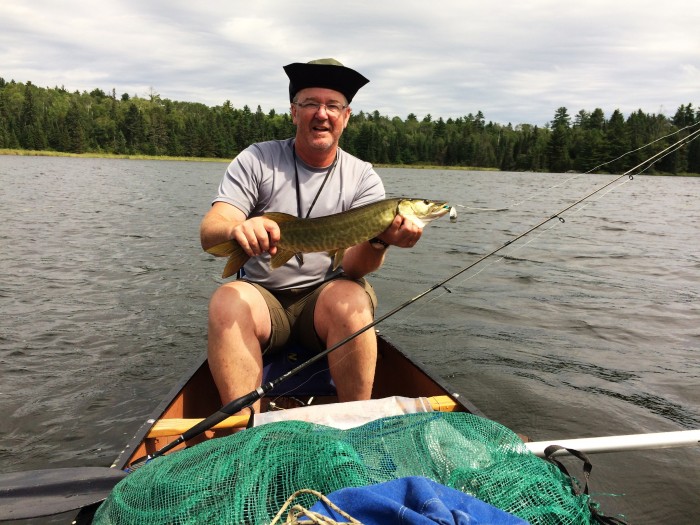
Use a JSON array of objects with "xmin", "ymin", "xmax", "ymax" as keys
[{"xmin": 291, "ymin": 87, "xmax": 351, "ymax": 156}]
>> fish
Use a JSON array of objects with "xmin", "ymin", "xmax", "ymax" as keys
[{"xmin": 206, "ymin": 198, "xmax": 450, "ymax": 278}]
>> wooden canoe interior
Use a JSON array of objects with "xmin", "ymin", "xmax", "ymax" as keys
[{"xmin": 120, "ymin": 334, "xmax": 474, "ymax": 468}]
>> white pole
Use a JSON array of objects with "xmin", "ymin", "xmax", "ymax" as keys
[{"xmin": 525, "ymin": 429, "xmax": 700, "ymax": 457}]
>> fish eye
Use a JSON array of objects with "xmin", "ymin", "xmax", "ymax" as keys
[{"xmin": 423, "ymin": 199, "xmax": 430, "ymax": 204}]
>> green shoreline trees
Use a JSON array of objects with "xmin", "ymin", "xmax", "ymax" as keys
[{"xmin": 1, "ymin": 78, "xmax": 698, "ymax": 174}]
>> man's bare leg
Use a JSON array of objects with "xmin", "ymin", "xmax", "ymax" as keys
[
  {"xmin": 207, "ymin": 281, "xmax": 272, "ymax": 411},
  {"xmin": 314, "ymin": 279, "xmax": 376, "ymax": 401}
]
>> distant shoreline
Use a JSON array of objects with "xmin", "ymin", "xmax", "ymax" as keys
[
  {"xmin": 0, "ymin": 148, "xmax": 227, "ymax": 163},
  {"xmin": 0, "ymin": 148, "xmax": 496, "ymax": 171},
  {"xmin": 2, "ymin": 149, "xmax": 696, "ymax": 176}
]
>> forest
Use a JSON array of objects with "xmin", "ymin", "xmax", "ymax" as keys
[{"xmin": 1, "ymin": 78, "xmax": 699, "ymax": 174}]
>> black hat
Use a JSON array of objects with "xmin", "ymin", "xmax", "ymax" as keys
[{"xmin": 283, "ymin": 58, "xmax": 369, "ymax": 103}]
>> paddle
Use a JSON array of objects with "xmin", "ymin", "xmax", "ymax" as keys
[
  {"xmin": 2, "ymin": 429, "xmax": 698, "ymax": 521},
  {"xmin": 525, "ymin": 428, "xmax": 700, "ymax": 457},
  {"xmin": 0, "ymin": 467, "xmax": 127, "ymax": 521}
]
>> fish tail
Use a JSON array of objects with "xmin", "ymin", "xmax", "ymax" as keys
[
  {"xmin": 206, "ymin": 240, "xmax": 238, "ymax": 257},
  {"xmin": 206, "ymin": 240, "xmax": 250, "ymax": 278}
]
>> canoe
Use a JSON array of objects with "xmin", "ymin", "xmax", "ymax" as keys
[
  {"xmin": 116, "ymin": 330, "xmax": 481, "ymax": 470},
  {"xmin": 73, "ymin": 330, "xmax": 482, "ymax": 522},
  {"xmin": 18, "ymin": 329, "xmax": 672, "ymax": 523}
]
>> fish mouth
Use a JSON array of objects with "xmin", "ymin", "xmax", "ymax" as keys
[
  {"xmin": 427, "ymin": 201, "xmax": 451, "ymax": 220},
  {"xmin": 425, "ymin": 200, "xmax": 450, "ymax": 212}
]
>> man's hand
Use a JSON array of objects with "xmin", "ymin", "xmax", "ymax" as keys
[
  {"xmin": 201, "ymin": 203, "xmax": 280, "ymax": 256},
  {"xmin": 377, "ymin": 214, "xmax": 423, "ymax": 248},
  {"xmin": 232, "ymin": 216, "xmax": 281, "ymax": 257}
]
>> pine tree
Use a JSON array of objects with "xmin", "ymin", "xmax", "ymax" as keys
[{"xmin": 547, "ymin": 107, "xmax": 572, "ymax": 172}]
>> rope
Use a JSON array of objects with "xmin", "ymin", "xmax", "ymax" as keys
[{"xmin": 270, "ymin": 488, "xmax": 362, "ymax": 525}]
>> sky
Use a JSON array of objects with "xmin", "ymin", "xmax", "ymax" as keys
[{"xmin": 2, "ymin": 0, "xmax": 698, "ymax": 126}]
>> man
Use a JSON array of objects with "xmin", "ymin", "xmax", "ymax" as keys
[{"xmin": 200, "ymin": 58, "xmax": 423, "ymax": 410}]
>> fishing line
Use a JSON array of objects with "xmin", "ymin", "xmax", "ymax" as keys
[
  {"xmin": 583, "ymin": 121, "xmax": 700, "ymax": 175},
  {"xmin": 414, "ymin": 177, "xmax": 637, "ymax": 315},
  {"xmin": 633, "ymin": 129, "xmax": 700, "ymax": 175},
  {"xmin": 452, "ymin": 121, "xmax": 700, "ymax": 214},
  {"xmin": 397, "ymin": 125, "xmax": 700, "ymax": 319}
]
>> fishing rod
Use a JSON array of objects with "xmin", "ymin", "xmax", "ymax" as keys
[
  {"xmin": 2, "ymin": 127, "xmax": 699, "ymax": 521},
  {"xmin": 129, "ymin": 125, "xmax": 700, "ymax": 466}
]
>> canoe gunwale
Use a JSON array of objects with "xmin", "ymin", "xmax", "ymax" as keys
[{"xmin": 109, "ymin": 355, "xmax": 208, "ymax": 471}]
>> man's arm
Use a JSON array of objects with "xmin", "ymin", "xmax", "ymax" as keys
[{"xmin": 200, "ymin": 202, "xmax": 280, "ymax": 257}]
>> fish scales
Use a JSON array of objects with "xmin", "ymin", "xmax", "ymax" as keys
[
  {"xmin": 207, "ymin": 198, "xmax": 449, "ymax": 278},
  {"xmin": 273, "ymin": 199, "xmax": 400, "ymax": 252}
]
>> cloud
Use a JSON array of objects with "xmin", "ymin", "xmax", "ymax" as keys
[{"xmin": 1, "ymin": 0, "xmax": 698, "ymax": 125}]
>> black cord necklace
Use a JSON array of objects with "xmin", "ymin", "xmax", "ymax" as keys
[
  {"xmin": 292, "ymin": 145, "xmax": 338, "ymax": 219},
  {"xmin": 291, "ymin": 145, "xmax": 338, "ymax": 265}
]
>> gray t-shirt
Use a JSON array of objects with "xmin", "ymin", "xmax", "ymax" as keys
[{"xmin": 214, "ymin": 138, "xmax": 385, "ymax": 290}]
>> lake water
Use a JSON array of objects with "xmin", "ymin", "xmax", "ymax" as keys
[{"xmin": 1, "ymin": 155, "xmax": 698, "ymax": 524}]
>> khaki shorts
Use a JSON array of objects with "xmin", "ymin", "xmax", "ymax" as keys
[{"xmin": 245, "ymin": 275, "xmax": 378, "ymax": 354}]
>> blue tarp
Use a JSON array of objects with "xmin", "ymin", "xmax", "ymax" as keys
[{"xmin": 309, "ymin": 476, "xmax": 528, "ymax": 524}]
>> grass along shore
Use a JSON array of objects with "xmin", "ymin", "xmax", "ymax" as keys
[
  {"xmin": 2, "ymin": 148, "xmax": 696, "ymax": 175},
  {"xmin": 0, "ymin": 148, "xmax": 227, "ymax": 163},
  {"xmin": 0, "ymin": 148, "xmax": 496, "ymax": 171}
]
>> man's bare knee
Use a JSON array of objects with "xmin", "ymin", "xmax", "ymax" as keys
[{"xmin": 314, "ymin": 280, "xmax": 373, "ymax": 339}]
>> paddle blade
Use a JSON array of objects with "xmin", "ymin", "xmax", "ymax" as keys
[{"xmin": 0, "ymin": 467, "xmax": 127, "ymax": 520}]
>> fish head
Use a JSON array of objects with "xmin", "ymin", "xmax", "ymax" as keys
[{"xmin": 397, "ymin": 198, "xmax": 450, "ymax": 227}]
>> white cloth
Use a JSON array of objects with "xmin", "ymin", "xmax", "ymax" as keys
[{"xmin": 254, "ymin": 396, "xmax": 433, "ymax": 430}]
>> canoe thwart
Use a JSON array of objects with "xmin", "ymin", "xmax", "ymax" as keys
[{"xmin": 146, "ymin": 395, "xmax": 459, "ymax": 438}]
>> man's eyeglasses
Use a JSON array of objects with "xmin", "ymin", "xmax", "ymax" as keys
[{"xmin": 294, "ymin": 101, "xmax": 348, "ymax": 116}]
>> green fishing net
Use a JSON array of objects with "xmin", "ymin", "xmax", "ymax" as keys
[{"xmin": 94, "ymin": 412, "xmax": 613, "ymax": 524}]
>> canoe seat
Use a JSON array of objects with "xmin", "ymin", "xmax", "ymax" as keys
[{"xmin": 262, "ymin": 342, "xmax": 336, "ymax": 397}]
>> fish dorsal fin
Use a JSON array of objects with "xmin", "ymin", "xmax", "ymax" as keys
[
  {"xmin": 264, "ymin": 212, "xmax": 297, "ymax": 224},
  {"xmin": 270, "ymin": 248, "xmax": 298, "ymax": 269},
  {"xmin": 329, "ymin": 249, "xmax": 346, "ymax": 271}
]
